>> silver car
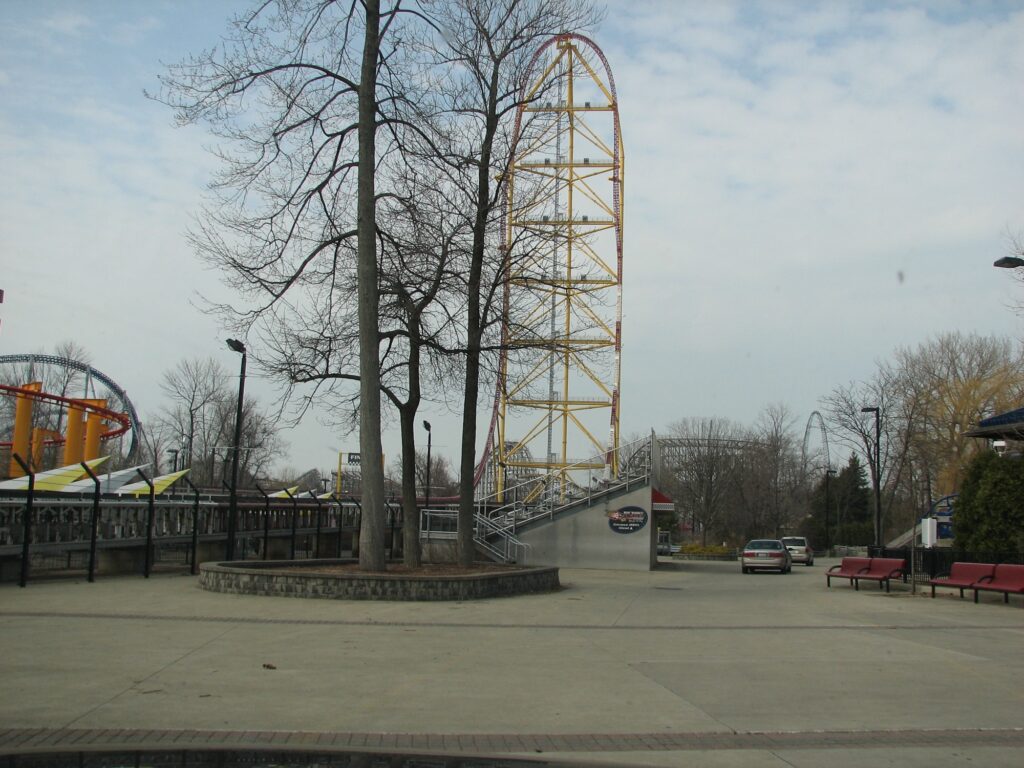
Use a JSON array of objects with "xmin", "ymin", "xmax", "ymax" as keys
[
  {"xmin": 740, "ymin": 539, "xmax": 792, "ymax": 574},
  {"xmin": 781, "ymin": 536, "xmax": 815, "ymax": 566}
]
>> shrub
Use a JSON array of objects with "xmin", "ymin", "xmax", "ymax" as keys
[{"xmin": 681, "ymin": 543, "xmax": 734, "ymax": 556}]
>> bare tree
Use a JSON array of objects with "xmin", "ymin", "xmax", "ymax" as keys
[
  {"xmin": 663, "ymin": 418, "xmax": 741, "ymax": 547},
  {"xmin": 426, "ymin": 0, "xmax": 597, "ymax": 565},
  {"xmin": 155, "ymin": 0, "xmax": 422, "ymax": 570},
  {"xmin": 730, "ymin": 405, "xmax": 801, "ymax": 539},
  {"xmin": 157, "ymin": 357, "xmax": 283, "ymax": 487}
]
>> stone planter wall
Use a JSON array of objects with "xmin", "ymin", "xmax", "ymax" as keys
[{"xmin": 198, "ymin": 559, "xmax": 560, "ymax": 601}]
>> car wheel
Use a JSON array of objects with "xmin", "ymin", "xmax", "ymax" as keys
[
  {"xmin": 741, "ymin": 566, "xmax": 749, "ymax": 574},
  {"xmin": 806, "ymin": 559, "xmax": 813, "ymax": 567}
]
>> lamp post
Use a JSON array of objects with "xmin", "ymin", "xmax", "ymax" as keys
[
  {"xmin": 824, "ymin": 468, "xmax": 836, "ymax": 555},
  {"xmin": 168, "ymin": 448, "xmax": 179, "ymax": 473},
  {"xmin": 422, "ymin": 420, "xmax": 432, "ymax": 512},
  {"xmin": 226, "ymin": 338, "xmax": 247, "ymax": 561},
  {"xmin": 861, "ymin": 406, "xmax": 882, "ymax": 548}
]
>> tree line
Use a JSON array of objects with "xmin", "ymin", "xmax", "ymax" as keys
[{"xmin": 660, "ymin": 332, "xmax": 1024, "ymax": 549}]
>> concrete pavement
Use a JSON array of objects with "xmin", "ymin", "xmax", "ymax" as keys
[{"xmin": 2, "ymin": 558, "xmax": 1024, "ymax": 766}]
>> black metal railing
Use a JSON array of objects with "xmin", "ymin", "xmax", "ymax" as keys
[{"xmin": 868, "ymin": 546, "xmax": 1024, "ymax": 579}]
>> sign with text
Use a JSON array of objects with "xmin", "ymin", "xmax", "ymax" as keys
[{"xmin": 607, "ymin": 505, "xmax": 648, "ymax": 534}]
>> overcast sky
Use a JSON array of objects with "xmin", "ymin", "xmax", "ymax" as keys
[{"xmin": 2, "ymin": 1, "xmax": 1023, "ymax": 478}]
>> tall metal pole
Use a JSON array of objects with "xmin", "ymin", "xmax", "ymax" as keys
[
  {"xmin": 81, "ymin": 461, "xmax": 102, "ymax": 583},
  {"xmin": 226, "ymin": 339, "xmax": 247, "ymax": 561},
  {"xmin": 824, "ymin": 468, "xmax": 836, "ymax": 556},
  {"xmin": 423, "ymin": 420, "xmax": 432, "ymax": 512},
  {"xmin": 13, "ymin": 453, "xmax": 34, "ymax": 588}
]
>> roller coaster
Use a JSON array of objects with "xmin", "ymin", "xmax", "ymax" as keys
[
  {"xmin": 0, "ymin": 355, "xmax": 142, "ymax": 477},
  {"xmin": 486, "ymin": 32, "xmax": 625, "ymax": 505}
]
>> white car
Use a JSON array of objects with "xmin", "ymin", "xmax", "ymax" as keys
[
  {"xmin": 740, "ymin": 539, "xmax": 792, "ymax": 574},
  {"xmin": 781, "ymin": 536, "xmax": 815, "ymax": 566}
]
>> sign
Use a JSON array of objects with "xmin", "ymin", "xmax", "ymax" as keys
[
  {"xmin": 347, "ymin": 453, "xmax": 361, "ymax": 465},
  {"xmin": 607, "ymin": 505, "xmax": 648, "ymax": 534}
]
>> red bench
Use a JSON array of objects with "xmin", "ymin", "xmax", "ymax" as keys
[
  {"xmin": 850, "ymin": 557, "xmax": 907, "ymax": 593},
  {"xmin": 972, "ymin": 563, "xmax": 1024, "ymax": 605},
  {"xmin": 826, "ymin": 557, "xmax": 906, "ymax": 592},
  {"xmin": 929, "ymin": 562, "xmax": 995, "ymax": 599},
  {"xmin": 826, "ymin": 557, "xmax": 871, "ymax": 588}
]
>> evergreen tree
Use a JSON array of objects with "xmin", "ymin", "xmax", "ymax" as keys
[
  {"xmin": 803, "ymin": 454, "xmax": 872, "ymax": 546},
  {"xmin": 955, "ymin": 451, "xmax": 1024, "ymax": 555}
]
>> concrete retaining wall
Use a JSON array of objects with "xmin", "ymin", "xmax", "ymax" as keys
[
  {"xmin": 199, "ymin": 559, "xmax": 560, "ymax": 601},
  {"xmin": 518, "ymin": 484, "xmax": 656, "ymax": 571}
]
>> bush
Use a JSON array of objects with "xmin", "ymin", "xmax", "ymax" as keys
[{"xmin": 681, "ymin": 543, "xmax": 734, "ymax": 556}]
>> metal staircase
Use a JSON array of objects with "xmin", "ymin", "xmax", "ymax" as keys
[{"xmin": 421, "ymin": 434, "xmax": 654, "ymax": 563}]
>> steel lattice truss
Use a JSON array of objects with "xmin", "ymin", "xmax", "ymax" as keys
[{"xmin": 495, "ymin": 34, "xmax": 624, "ymax": 500}]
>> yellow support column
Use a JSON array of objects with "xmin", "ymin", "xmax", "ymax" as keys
[
  {"xmin": 63, "ymin": 402, "xmax": 86, "ymax": 466},
  {"xmin": 31, "ymin": 428, "xmax": 61, "ymax": 470},
  {"xmin": 82, "ymin": 399, "xmax": 108, "ymax": 461},
  {"xmin": 9, "ymin": 382, "xmax": 42, "ymax": 477}
]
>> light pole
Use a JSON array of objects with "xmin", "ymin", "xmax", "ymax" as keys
[
  {"xmin": 824, "ymin": 468, "xmax": 836, "ymax": 555},
  {"xmin": 226, "ymin": 338, "xmax": 247, "ymax": 561},
  {"xmin": 168, "ymin": 448, "xmax": 179, "ymax": 473},
  {"xmin": 422, "ymin": 420, "xmax": 432, "ymax": 512},
  {"xmin": 861, "ymin": 406, "xmax": 881, "ymax": 548}
]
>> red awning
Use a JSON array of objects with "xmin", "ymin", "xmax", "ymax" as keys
[{"xmin": 652, "ymin": 488, "xmax": 675, "ymax": 512}]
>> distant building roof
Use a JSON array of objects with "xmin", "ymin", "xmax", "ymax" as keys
[{"xmin": 965, "ymin": 407, "xmax": 1024, "ymax": 439}]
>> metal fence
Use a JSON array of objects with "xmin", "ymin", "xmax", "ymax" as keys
[{"xmin": 868, "ymin": 546, "xmax": 1024, "ymax": 580}]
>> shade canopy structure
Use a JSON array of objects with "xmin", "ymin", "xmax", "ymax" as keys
[{"xmin": 965, "ymin": 407, "xmax": 1024, "ymax": 440}]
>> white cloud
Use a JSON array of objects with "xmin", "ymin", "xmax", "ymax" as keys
[{"xmin": 42, "ymin": 11, "xmax": 93, "ymax": 36}]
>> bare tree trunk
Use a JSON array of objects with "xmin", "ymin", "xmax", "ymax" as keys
[
  {"xmin": 399, "ymin": 407, "xmax": 422, "ymax": 567},
  {"xmin": 357, "ymin": 0, "xmax": 386, "ymax": 572}
]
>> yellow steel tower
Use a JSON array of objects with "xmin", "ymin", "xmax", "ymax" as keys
[{"xmin": 496, "ymin": 34, "xmax": 623, "ymax": 500}]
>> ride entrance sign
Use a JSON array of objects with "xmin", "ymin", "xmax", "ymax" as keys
[{"xmin": 607, "ymin": 505, "xmax": 648, "ymax": 534}]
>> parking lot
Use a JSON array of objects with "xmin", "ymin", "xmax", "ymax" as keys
[{"xmin": 2, "ymin": 558, "xmax": 1024, "ymax": 766}]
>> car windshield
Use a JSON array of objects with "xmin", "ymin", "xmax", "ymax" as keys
[
  {"xmin": 746, "ymin": 540, "xmax": 782, "ymax": 550},
  {"xmin": 781, "ymin": 538, "xmax": 806, "ymax": 547}
]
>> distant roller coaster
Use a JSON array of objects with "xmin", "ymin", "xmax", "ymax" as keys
[
  {"xmin": 0, "ymin": 354, "xmax": 142, "ymax": 460},
  {"xmin": 491, "ymin": 33, "xmax": 625, "ymax": 501}
]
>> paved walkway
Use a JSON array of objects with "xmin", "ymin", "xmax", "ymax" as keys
[{"xmin": 2, "ymin": 559, "xmax": 1024, "ymax": 767}]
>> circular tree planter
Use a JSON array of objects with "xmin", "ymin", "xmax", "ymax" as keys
[{"xmin": 198, "ymin": 559, "xmax": 560, "ymax": 601}]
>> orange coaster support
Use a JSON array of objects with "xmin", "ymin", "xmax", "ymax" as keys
[{"xmin": 9, "ymin": 382, "xmax": 42, "ymax": 477}]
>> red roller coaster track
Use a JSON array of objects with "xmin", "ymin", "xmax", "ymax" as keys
[{"xmin": 0, "ymin": 383, "xmax": 131, "ymax": 448}]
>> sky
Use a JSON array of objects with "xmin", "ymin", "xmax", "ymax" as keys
[{"xmin": 2, "ymin": 0, "xmax": 1023, "ymax": 478}]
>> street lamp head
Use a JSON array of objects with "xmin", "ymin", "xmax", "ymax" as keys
[
  {"xmin": 861, "ymin": 406, "xmax": 879, "ymax": 414},
  {"xmin": 994, "ymin": 256, "xmax": 1024, "ymax": 269},
  {"xmin": 226, "ymin": 338, "xmax": 246, "ymax": 354},
  {"xmin": 423, "ymin": 420, "xmax": 432, "ymax": 432}
]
